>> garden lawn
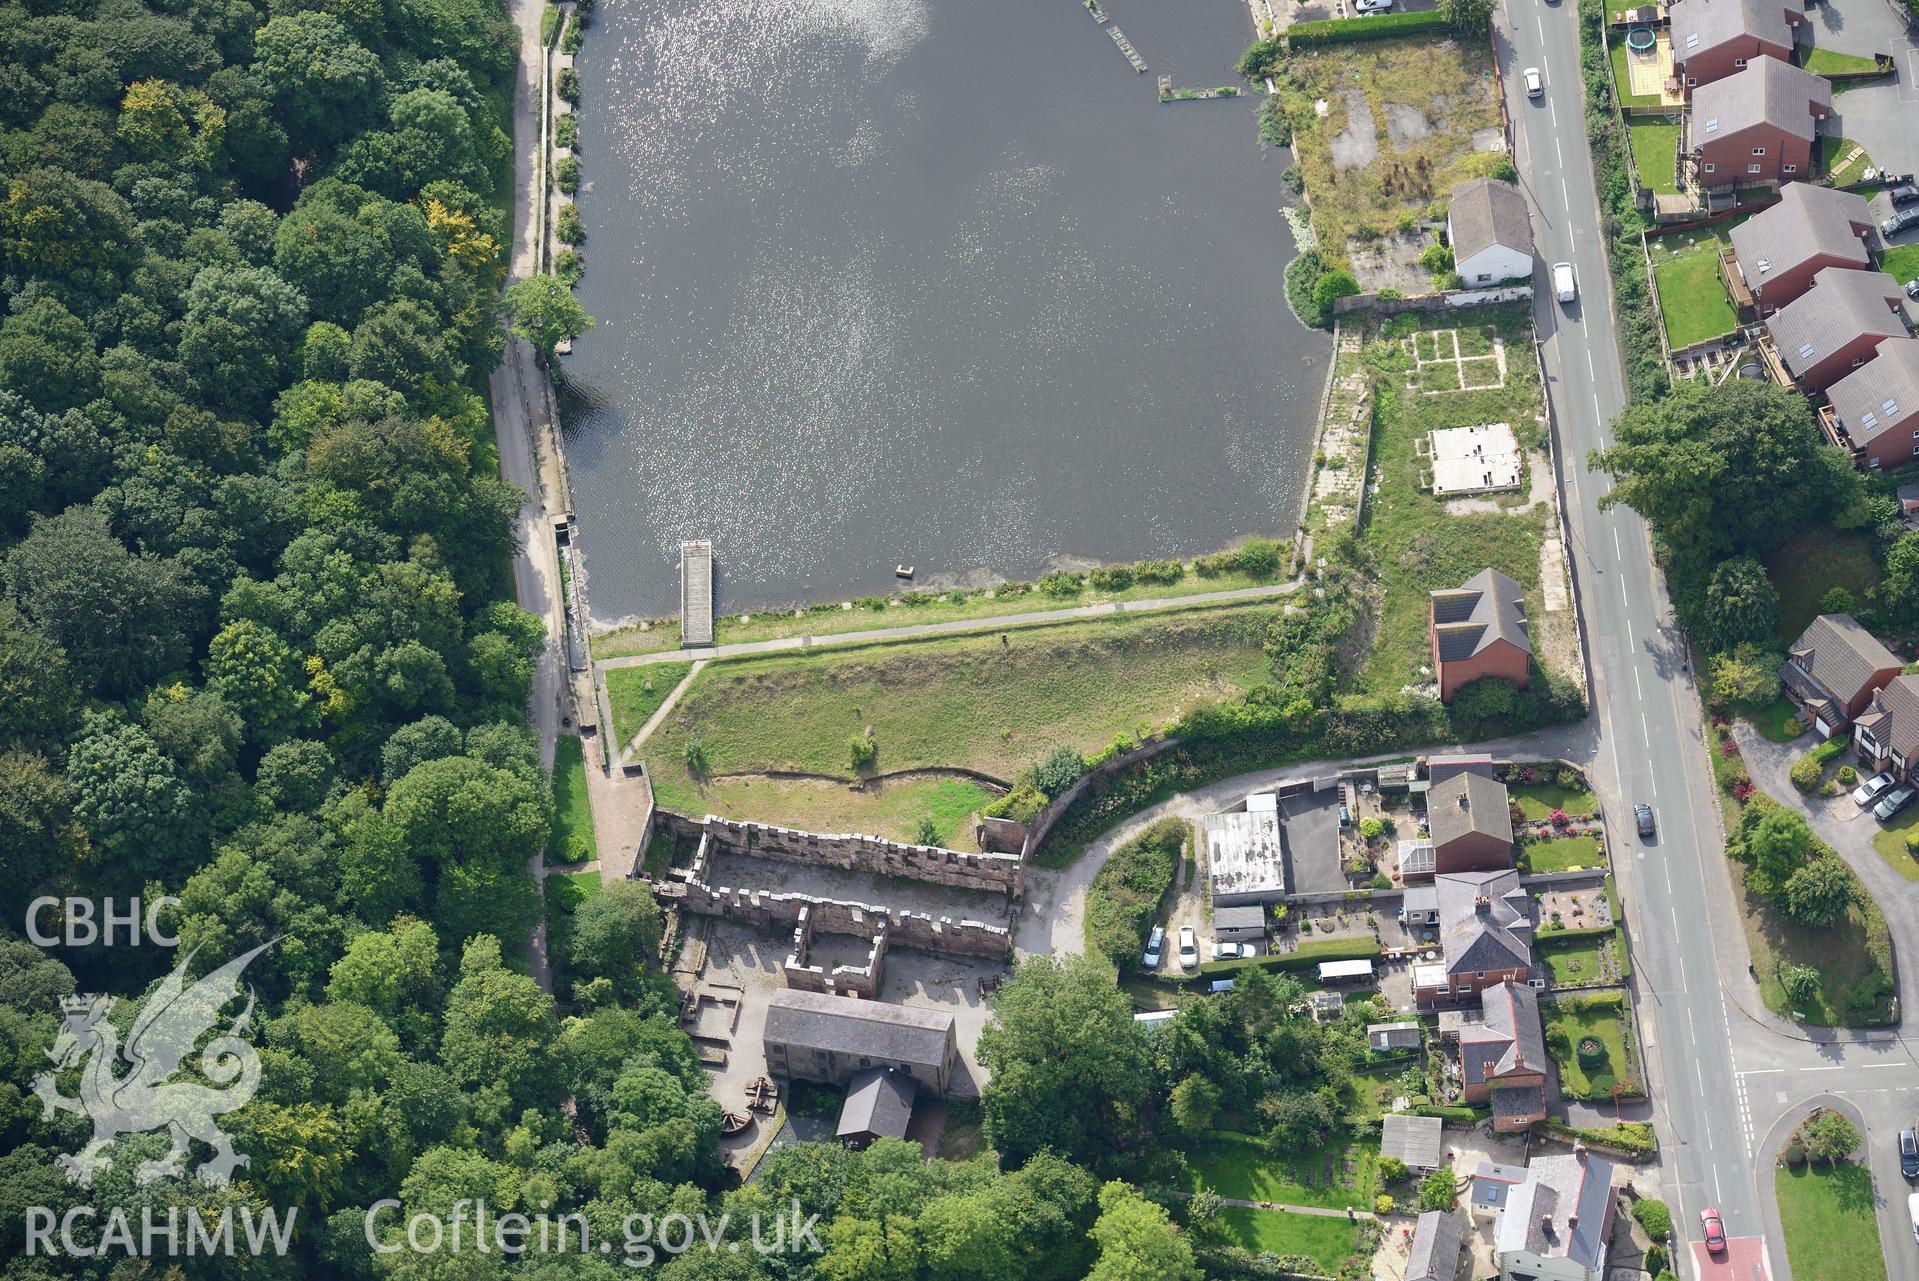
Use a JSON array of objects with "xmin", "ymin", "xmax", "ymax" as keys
[
  {"xmin": 1609, "ymin": 41, "xmax": 1665, "ymax": 109},
  {"xmin": 1734, "ymin": 857, "xmax": 1895, "ymax": 1025},
  {"xmin": 1525, "ymin": 834, "xmax": 1602, "ymax": 872},
  {"xmin": 1181, "ymin": 1133, "xmax": 1377, "ymax": 1210},
  {"xmin": 1818, "ymin": 136, "xmax": 1874, "ymax": 185},
  {"xmin": 1745, "ymin": 694, "xmax": 1807, "ymax": 743},
  {"xmin": 1879, "ymin": 242, "xmax": 1919, "ymax": 288},
  {"xmin": 1544, "ymin": 1001, "xmax": 1639, "ymax": 1098},
  {"xmin": 1355, "ymin": 305, "xmax": 1562, "ymax": 695},
  {"xmin": 1271, "ymin": 36, "xmax": 1506, "ymax": 260},
  {"xmin": 1540, "ymin": 936, "xmax": 1608, "ymax": 987},
  {"xmin": 1511, "ymin": 779, "xmax": 1599, "ymax": 820},
  {"xmin": 1776, "ymin": 1162, "xmax": 1887, "ymax": 1281},
  {"xmin": 1802, "ymin": 46, "xmax": 1883, "ymax": 77},
  {"xmin": 605, "ymin": 661, "xmax": 694, "ymax": 747},
  {"xmin": 1763, "ymin": 527, "xmax": 1882, "ymax": 644},
  {"xmin": 547, "ymin": 735, "xmax": 598, "ymax": 865},
  {"xmin": 1651, "ymin": 241, "xmax": 1737, "ymax": 349},
  {"xmin": 1628, "ymin": 119, "xmax": 1681, "ymax": 195},
  {"xmin": 642, "ymin": 607, "xmax": 1276, "ymax": 838},
  {"xmin": 1215, "ymin": 1208, "xmax": 1366, "ymax": 1275},
  {"xmin": 1871, "ymin": 807, "xmax": 1919, "ymax": 882}
]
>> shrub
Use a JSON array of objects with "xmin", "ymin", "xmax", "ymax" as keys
[
  {"xmin": 556, "ymin": 155, "xmax": 579, "ymax": 193},
  {"xmin": 1131, "ymin": 559, "xmax": 1184, "ymax": 585},
  {"xmin": 1032, "ymin": 746, "xmax": 1089, "ymax": 799},
  {"xmin": 1313, "ymin": 269, "xmax": 1361, "ymax": 312},
  {"xmin": 1632, "ymin": 1198, "xmax": 1672, "ymax": 1242},
  {"xmin": 1789, "ymin": 754, "xmax": 1823, "ymax": 792},
  {"xmin": 984, "ymin": 782, "xmax": 1046, "ymax": 825},
  {"xmin": 1088, "ymin": 565, "xmax": 1134, "ymax": 592},
  {"xmin": 1195, "ymin": 537, "xmax": 1285, "ymax": 579},
  {"xmin": 1083, "ymin": 818, "xmax": 1186, "ymax": 967},
  {"xmin": 683, "ymin": 741, "xmax": 708, "ymax": 775},
  {"xmin": 1374, "ymin": 1194, "xmax": 1394, "ymax": 1216},
  {"xmin": 554, "ymin": 113, "xmax": 577, "ymax": 150},
  {"xmin": 555, "ymin": 203, "xmax": 585, "ymax": 244},
  {"xmin": 1645, "ymin": 1245, "xmax": 1668, "ymax": 1277},
  {"xmin": 1358, "ymin": 816, "xmax": 1384, "ymax": 839},
  {"xmin": 555, "ymin": 248, "xmax": 583, "ymax": 286},
  {"xmin": 848, "ymin": 735, "xmax": 877, "ymax": 772},
  {"xmin": 1038, "ymin": 572, "xmax": 1082, "ymax": 598},
  {"xmin": 560, "ymin": 14, "xmax": 583, "ymax": 52},
  {"xmin": 1837, "ymin": 765, "xmax": 1857, "ymax": 786},
  {"xmin": 1285, "ymin": 9, "xmax": 1450, "ymax": 45},
  {"xmin": 558, "ymin": 67, "xmax": 580, "ymax": 102}
]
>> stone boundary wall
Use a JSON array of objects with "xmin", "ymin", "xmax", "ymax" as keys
[
  {"xmin": 1024, "ymin": 737, "xmax": 1183, "ymax": 859},
  {"xmin": 783, "ymin": 907, "xmax": 886, "ymax": 998},
  {"xmin": 685, "ymin": 814, "xmax": 1024, "ymax": 897},
  {"xmin": 1334, "ymin": 283, "xmax": 1535, "ymax": 317}
]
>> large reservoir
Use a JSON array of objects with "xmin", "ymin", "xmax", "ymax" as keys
[{"xmin": 560, "ymin": 0, "xmax": 1328, "ymax": 621}]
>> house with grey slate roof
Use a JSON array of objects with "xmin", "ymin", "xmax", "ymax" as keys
[
  {"xmin": 1766, "ymin": 267, "xmax": 1909, "ymax": 392},
  {"xmin": 1781, "ymin": 613, "xmax": 1900, "ymax": 737},
  {"xmin": 1447, "ymin": 179, "xmax": 1534, "ymax": 287},
  {"xmin": 1415, "ymin": 870, "xmax": 1535, "ymax": 1007},
  {"xmin": 1451, "ymin": 981, "xmax": 1548, "ymax": 1131},
  {"xmin": 1493, "ymin": 1149, "xmax": 1618, "ymax": 1281},
  {"xmin": 1687, "ymin": 58, "xmax": 1829, "ymax": 189},
  {"xmin": 835, "ymin": 1066, "xmax": 917, "ymax": 1148},
  {"xmin": 1729, "ymin": 182, "xmax": 1873, "ymax": 311},
  {"xmin": 1670, "ymin": 0, "xmax": 1801, "ymax": 92},
  {"xmin": 763, "ymin": 988, "xmax": 959, "ymax": 1095},
  {"xmin": 1430, "ymin": 568, "xmax": 1531, "ymax": 703},
  {"xmin": 1424, "ymin": 769, "xmax": 1515, "ymax": 874},
  {"xmin": 1822, "ymin": 338, "xmax": 1919, "ymax": 472},
  {"xmin": 1854, "ymin": 673, "xmax": 1919, "ymax": 786},
  {"xmin": 1407, "ymin": 1210, "xmax": 1467, "ymax": 1281}
]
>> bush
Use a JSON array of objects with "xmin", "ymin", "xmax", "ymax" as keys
[
  {"xmin": 1195, "ymin": 537, "xmax": 1285, "ymax": 580},
  {"xmin": 1088, "ymin": 565, "xmax": 1134, "ymax": 592},
  {"xmin": 1632, "ymin": 1198, "xmax": 1672, "ymax": 1242},
  {"xmin": 560, "ymin": 14, "xmax": 583, "ymax": 53},
  {"xmin": 683, "ymin": 741, "xmax": 708, "ymax": 775},
  {"xmin": 984, "ymin": 782, "xmax": 1046, "ymax": 825},
  {"xmin": 1313, "ymin": 269, "xmax": 1361, "ymax": 312},
  {"xmin": 555, "ymin": 203, "xmax": 585, "ymax": 244},
  {"xmin": 558, "ymin": 67, "xmax": 580, "ymax": 102},
  {"xmin": 1358, "ymin": 816, "xmax": 1384, "ymax": 839},
  {"xmin": 1837, "ymin": 765, "xmax": 1857, "ymax": 786},
  {"xmin": 1285, "ymin": 248, "xmax": 1335, "ymax": 328},
  {"xmin": 848, "ymin": 735, "xmax": 877, "ymax": 772},
  {"xmin": 1374, "ymin": 1193, "xmax": 1394, "ymax": 1215},
  {"xmin": 1038, "ymin": 572, "xmax": 1082, "ymax": 598},
  {"xmin": 1285, "ymin": 9, "xmax": 1450, "ymax": 45},
  {"xmin": 1033, "ymin": 746, "xmax": 1089, "ymax": 799},
  {"xmin": 1131, "ymin": 559, "xmax": 1184, "ymax": 585},
  {"xmin": 1789, "ymin": 754, "xmax": 1823, "ymax": 793},
  {"xmin": 1083, "ymin": 818, "xmax": 1186, "ymax": 967},
  {"xmin": 555, "ymin": 155, "xmax": 579, "ymax": 193},
  {"xmin": 1645, "ymin": 1245, "xmax": 1668, "ymax": 1277},
  {"xmin": 555, "ymin": 248, "xmax": 583, "ymax": 286}
]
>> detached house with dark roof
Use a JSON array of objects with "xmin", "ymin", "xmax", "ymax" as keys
[
  {"xmin": 1688, "ymin": 58, "xmax": 1829, "ymax": 188},
  {"xmin": 1493, "ymin": 1150, "xmax": 1618, "ymax": 1281},
  {"xmin": 1415, "ymin": 869, "xmax": 1535, "ymax": 1008},
  {"xmin": 1447, "ymin": 179, "xmax": 1534, "ymax": 287},
  {"xmin": 1782, "ymin": 613, "xmax": 1901, "ymax": 737},
  {"xmin": 1430, "ymin": 568, "xmax": 1531, "ymax": 703},
  {"xmin": 1425, "ymin": 770, "xmax": 1516, "ymax": 873},
  {"xmin": 1853, "ymin": 674, "xmax": 1919, "ymax": 785},
  {"xmin": 1449, "ymin": 981, "xmax": 1548, "ymax": 1132},
  {"xmin": 1767, "ymin": 268, "xmax": 1910, "ymax": 392},
  {"xmin": 1669, "ymin": 0, "xmax": 1801, "ymax": 92},
  {"xmin": 763, "ymin": 989, "xmax": 959, "ymax": 1096},
  {"xmin": 1729, "ymin": 183, "xmax": 1874, "ymax": 311},
  {"xmin": 1823, "ymin": 338, "xmax": 1919, "ymax": 471}
]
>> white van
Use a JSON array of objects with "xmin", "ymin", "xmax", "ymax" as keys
[
  {"xmin": 1908, "ymin": 1191, "xmax": 1919, "ymax": 1244},
  {"xmin": 1552, "ymin": 261, "xmax": 1577, "ymax": 304}
]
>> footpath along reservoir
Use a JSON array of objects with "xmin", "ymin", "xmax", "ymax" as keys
[{"xmin": 559, "ymin": 0, "xmax": 1327, "ymax": 621}]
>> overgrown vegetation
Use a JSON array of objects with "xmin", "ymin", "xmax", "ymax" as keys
[{"xmin": 1084, "ymin": 819, "xmax": 1188, "ymax": 967}]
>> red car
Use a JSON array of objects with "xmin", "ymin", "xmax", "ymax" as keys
[{"xmin": 1700, "ymin": 1207, "xmax": 1727, "ymax": 1253}]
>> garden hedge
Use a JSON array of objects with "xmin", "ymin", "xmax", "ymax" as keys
[
  {"xmin": 1286, "ymin": 10, "xmax": 1449, "ymax": 47},
  {"xmin": 1197, "ymin": 936, "xmax": 1382, "ymax": 977}
]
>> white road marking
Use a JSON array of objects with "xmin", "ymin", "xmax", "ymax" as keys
[
  {"xmin": 1555, "ymin": 137, "xmax": 1564, "ymax": 167},
  {"xmin": 1586, "ymin": 348, "xmax": 1596, "ymax": 380},
  {"xmin": 1802, "ymin": 1065, "xmax": 1847, "ymax": 1072},
  {"xmin": 1560, "ymin": 177, "xmax": 1569, "ymax": 205},
  {"xmin": 1635, "ymin": 669, "xmax": 1644, "ymax": 698}
]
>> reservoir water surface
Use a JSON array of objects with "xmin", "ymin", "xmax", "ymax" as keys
[{"xmin": 561, "ymin": 0, "xmax": 1327, "ymax": 621}]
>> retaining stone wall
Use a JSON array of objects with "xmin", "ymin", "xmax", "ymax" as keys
[
  {"xmin": 698, "ymin": 814, "xmax": 1023, "ymax": 896},
  {"xmin": 783, "ymin": 907, "xmax": 887, "ymax": 998}
]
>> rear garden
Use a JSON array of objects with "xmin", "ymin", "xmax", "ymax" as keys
[
  {"xmin": 1214, "ymin": 1207, "xmax": 1370, "ymax": 1276},
  {"xmin": 1626, "ymin": 118, "xmax": 1681, "ymax": 195},
  {"xmin": 1542, "ymin": 992, "xmax": 1642, "ymax": 1099},
  {"xmin": 1763, "ymin": 526, "xmax": 1881, "ymax": 644},
  {"xmin": 1880, "ymin": 243, "xmax": 1919, "ymax": 289},
  {"xmin": 1180, "ymin": 1132, "xmax": 1378, "ymax": 1210},
  {"xmin": 1645, "ymin": 218, "xmax": 1746, "ymax": 352}
]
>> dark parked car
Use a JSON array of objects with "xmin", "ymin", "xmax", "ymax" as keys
[
  {"xmin": 1891, "ymin": 181, "xmax": 1919, "ymax": 207},
  {"xmin": 1634, "ymin": 803, "xmax": 1655, "ymax": 837},
  {"xmin": 1907, "ymin": 278, "xmax": 1919, "ymax": 301},
  {"xmin": 1877, "ymin": 784, "xmax": 1919, "ymax": 823},
  {"xmin": 1901, "ymin": 1128, "xmax": 1919, "ymax": 1180},
  {"xmin": 1884, "ymin": 207, "xmax": 1919, "ymax": 237}
]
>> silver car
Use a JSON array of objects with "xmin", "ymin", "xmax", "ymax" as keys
[
  {"xmin": 1854, "ymin": 771, "xmax": 1895, "ymax": 806},
  {"xmin": 1177, "ymin": 926, "xmax": 1199, "ymax": 969}
]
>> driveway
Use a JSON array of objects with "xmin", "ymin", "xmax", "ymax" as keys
[{"xmin": 1815, "ymin": 0, "xmax": 1919, "ymax": 177}]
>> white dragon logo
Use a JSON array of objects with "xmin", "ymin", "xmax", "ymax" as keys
[{"xmin": 33, "ymin": 942, "xmax": 271, "ymax": 1188}]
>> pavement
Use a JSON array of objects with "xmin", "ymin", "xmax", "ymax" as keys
[
  {"xmin": 1499, "ymin": 0, "xmax": 1919, "ymax": 1275},
  {"xmin": 1810, "ymin": 0, "xmax": 1919, "ymax": 179}
]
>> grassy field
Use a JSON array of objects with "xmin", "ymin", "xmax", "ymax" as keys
[
  {"xmin": 1803, "ymin": 46, "xmax": 1884, "ymax": 77},
  {"xmin": 605, "ymin": 661, "xmax": 694, "ymax": 746},
  {"xmin": 1609, "ymin": 42, "xmax": 1666, "ymax": 110},
  {"xmin": 1272, "ymin": 36, "xmax": 1506, "ymax": 261},
  {"xmin": 1511, "ymin": 779, "xmax": 1598, "ymax": 820},
  {"xmin": 547, "ymin": 736, "xmax": 598, "ymax": 865},
  {"xmin": 1181, "ymin": 1134, "xmax": 1377, "ymax": 1210},
  {"xmin": 1776, "ymin": 1162, "xmax": 1887, "ymax": 1281},
  {"xmin": 1544, "ymin": 1000, "xmax": 1639, "ymax": 1098},
  {"xmin": 1734, "ymin": 857, "xmax": 1894, "ymax": 1025},
  {"xmin": 1880, "ymin": 242, "xmax": 1919, "ymax": 287},
  {"xmin": 1215, "ymin": 1208, "xmax": 1366, "ymax": 1275},
  {"xmin": 640, "ymin": 607, "xmax": 1276, "ymax": 838},
  {"xmin": 589, "ymin": 559, "xmax": 1291, "ymax": 659},
  {"xmin": 1524, "ymin": 834, "xmax": 1603, "ymax": 872},
  {"xmin": 1764, "ymin": 527, "xmax": 1882, "ymax": 644},
  {"xmin": 1818, "ymin": 136, "xmax": 1874, "ymax": 185},
  {"xmin": 1354, "ymin": 305, "xmax": 1564, "ymax": 694},
  {"xmin": 1871, "ymin": 807, "xmax": 1919, "ymax": 881},
  {"xmin": 1628, "ymin": 119, "xmax": 1681, "ymax": 195}
]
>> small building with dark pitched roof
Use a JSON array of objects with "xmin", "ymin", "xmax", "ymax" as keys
[
  {"xmin": 1430, "ymin": 568, "xmax": 1531, "ymax": 703},
  {"xmin": 1407, "ymin": 1210, "xmax": 1467, "ymax": 1281},
  {"xmin": 1767, "ymin": 267, "xmax": 1909, "ymax": 392},
  {"xmin": 1447, "ymin": 179, "xmax": 1535, "ymax": 287},
  {"xmin": 1782, "ymin": 613, "xmax": 1901, "ymax": 736},
  {"xmin": 1670, "ymin": 0, "xmax": 1801, "ymax": 92},
  {"xmin": 835, "ymin": 1066, "xmax": 918, "ymax": 1148},
  {"xmin": 1415, "ymin": 870, "xmax": 1534, "ymax": 1007},
  {"xmin": 1425, "ymin": 770, "xmax": 1515, "ymax": 873},
  {"xmin": 763, "ymin": 989, "xmax": 959, "ymax": 1096},
  {"xmin": 1730, "ymin": 183, "xmax": 1874, "ymax": 311},
  {"xmin": 1452, "ymin": 981, "xmax": 1548, "ymax": 1131},
  {"xmin": 1823, "ymin": 338, "xmax": 1919, "ymax": 472},
  {"xmin": 1689, "ymin": 58, "xmax": 1829, "ymax": 188}
]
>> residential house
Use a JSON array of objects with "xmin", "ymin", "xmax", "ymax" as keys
[
  {"xmin": 1447, "ymin": 179, "xmax": 1535, "ymax": 287},
  {"xmin": 1767, "ymin": 268, "xmax": 1910, "ymax": 392},
  {"xmin": 1688, "ymin": 58, "xmax": 1830, "ymax": 188},
  {"xmin": 1451, "ymin": 981, "xmax": 1549, "ymax": 1132},
  {"xmin": 1852, "ymin": 673, "xmax": 1919, "ymax": 783},
  {"xmin": 1407, "ymin": 1210, "xmax": 1467, "ymax": 1281},
  {"xmin": 1781, "ymin": 613, "xmax": 1901, "ymax": 736},
  {"xmin": 1823, "ymin": 337, "xmax": 1919, "ymax": 470},
  {"xmin": 1430, "ymin": 568, "xmax": 1532, "ymax": 703},
  {"xmin": 1425, "ymin": 769, "xmax": 1516, "ymax": 873},
  {"xmin": 1414, "ymin": 869, "xmax": 1535, "ymax": 1008},
  {"xmin": 1670, "ymin": 0, "xmax": 1801, "ymax": 92},
  {"xmin": 1493, "ymin": 1150, "xmax": 1619, "ymax": 1281},
  {"xmin": 763, "ymin": 989, "xmax": 959, "ymax": 1095},
  {"xmin": 835, "ymin": 1067, "xmax": 917, "ymax": 1148},
  {"xmin": 1729, "ymin": 182, "xmax": 1873, "ymax": 311}
]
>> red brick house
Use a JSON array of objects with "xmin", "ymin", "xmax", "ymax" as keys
[
  {"xmin": 1430, "ymin": 568, "xmax": 1530, "ymax": 703},
  {"xmin": 1729, "ymin": 183, "xmax": 1874, "ymax": 311},
  {"xmin": 1767, "ymin": 268, "xmax": 1910, "ymax": 392},
  {"xmin": 1425, "ymin": 770, "xmax": 1515, "ymax": 873},
  {"xmin": 1688, "ymin": 59, "xmax": 1829, "ymax": 188},
  {"xmin": 1823, "ymin": 338, "xmax": 1919, "ymax": 471},
  {"xmin": 1670, "ymin": 0, "xmax": 1801, "ymax": 92},
  {"xmin": 1782, "ymin": 613, "xmax": 1903, "ymax": 736},
  {"xmin": 1414, "ymin": 870, "xmax": 1534, "ymax": 1009},
  {"xmin": 1450, "ymin": 981, "xmax": 1549, "ymax": 1132},
  {"xmin": 1854, "ymin": 675, "xmax": 1919, "ymax": 783}
]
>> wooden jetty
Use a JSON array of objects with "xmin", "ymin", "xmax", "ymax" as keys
[
  {"xmin": 680, "ymin": 539, "xmax": 714, "ymax": 647},
  {"xmin": 1107, "ymin": 26, "xmax": 1147, "ymax": 72}
]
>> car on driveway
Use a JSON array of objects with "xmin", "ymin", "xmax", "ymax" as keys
[
  {"xmin": 1876, "ymin": 784, "xmax": 1918, "ymax": 822},
  {"xmin": 1855, "ymin": 771, "xmax": 1896, "ymax": 806},
  {"xmin": 1177, "ymin": 926, "xmax": 1199, "ymax": 970},
  {"xmin": 1883, "ymin": 207, "xmax": 1919, "ymax": 237},
  {"xmin": 1524, "ymin": 67, "xmax": 1543, "ymax": 97},
  {"xmin": 1906, "ymin": 278, "xmax": 1919, "ymax": 301},
  {"xmin": 1890, "ymin": 181, "xmax": 1919, "ymax": 207},
  {"xmin": 1901, "ymin": 1128, "xmax": 1918, "ymax": 1179},
  {"xmin": 1634, "ymin": 803, "xmax": 1655, "ymax": 837},
  {"xmin": 1353, "ymin": 0, "xmax": 1393, "ymax": 11},
  {"xmin": 1212, "ymin": 941, "xmax": 1258, "ymax": 962},
  {"xmin": 1700, "ymin": 1207, "xmax": 1726, "ymax": 1254},
  {"xmin": 1142, "ymin": 925, "xmax": 1164, "ymax": 969}
]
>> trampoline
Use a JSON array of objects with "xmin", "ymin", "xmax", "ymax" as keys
[{"xmin": 1626, "ymin": 26, "xmax": 1656, "ymax": 50}]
